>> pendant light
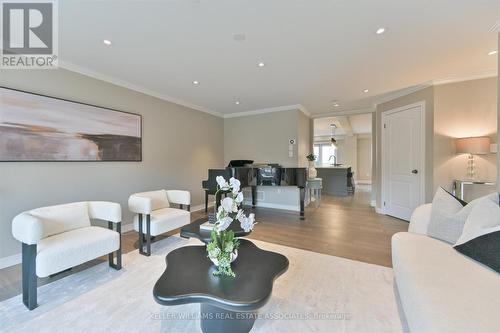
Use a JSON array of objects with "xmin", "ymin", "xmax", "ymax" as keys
[{"xmin": 330, "ymin": 124, "xmax": 337, "ymax": 148}]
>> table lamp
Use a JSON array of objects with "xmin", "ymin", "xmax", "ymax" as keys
[{"xmin": 455, "ymin": 136, "xmax": 491, "ymax": 179}]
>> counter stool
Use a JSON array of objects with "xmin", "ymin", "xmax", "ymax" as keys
[{"xmin": 306, "ymin": 178, "xmax": 323, "ymax": 208}]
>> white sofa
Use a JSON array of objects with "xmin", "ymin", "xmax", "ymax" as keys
[
  {"xmin": 392, "ymin": 203, "xmax": 500, "ymax": 333},
  {"xmin": 12, "ymin": 201, "xmax": 122, "ymax": 310},
  {"xmin": 128, "ymin": 189, "xmax": 190, "ymax": 256}
]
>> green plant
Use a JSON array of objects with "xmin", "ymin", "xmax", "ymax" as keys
[
  {"xmin": 306, "ymin": 153, "xmax": 317, "ymax": 161},
  {"xmin": 207, "ymin": 229, "xmax": 240, "ymax": 277},
  {"xmin": 207, "ymin": 176, "xmax": 255, "ymax": 278}
]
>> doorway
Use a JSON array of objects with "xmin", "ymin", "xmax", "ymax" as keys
[{"xmin": 381, "ymin": 102, "xmax": 425, "ymax": 221}]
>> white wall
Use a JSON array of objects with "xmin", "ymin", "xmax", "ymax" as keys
[
  {"xmin": 374, "ymin": 77, "xmax": 498, "ymax": 209},
  {"xmin": 335, "ymin": 135, "xmax": 357, "ymax": 173},
  {"xmin": 224, "ymin": 109, "xmax": 308, "ymax": 167},
  {"xmin": 297, "ymin": 111, "xmax": 312, "ymax": 167},
  {"xmin": 0, "ymin": 68, "xmax": 224, "ymax": 260},
  {"xmin": 224, "ymin": 109, "xmax": 311, "ymax": 211},
  {"xmin": 497, "ymin": 33, "xmax": 500, "ymax": 192},
  {"xmin": 434, "ymin": 77, "xmax": 497, "ymax": 191},
  {"xmin": 357, "ymin": 135, "xmax": 372, "ymax": 182}
]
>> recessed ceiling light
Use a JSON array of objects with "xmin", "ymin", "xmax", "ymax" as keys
[
  {"xmin": 488, "ymin": 50, "xmax": 498, "ymax": 56},
  {"xmin": 333, "ymin": 103, "xmax": 340, "ymax": 107},
  {"xmin": 258, "ymin": 62, "xmax": 265, "ymax": 67},
  {"xmin": 233, "ymin": 33, "xmax": 246, "ymax": 42},
  {"xmin": 235, "ymin": 101, "xmax": 240, "ymax": 105},
  {"xmin": 103, "ymin": 39, "xmax": 112, "ymax": 46},
  {"xmin": 363, "ymin": 89, "xmax": 369, "ymax": 93},
  {"xmin": 193, "ymin": 80, "xmax": 199, "ymax": 85},
  {"xmin": 376, "ymin": 28, "xmax": 386, "ymax": 35}
]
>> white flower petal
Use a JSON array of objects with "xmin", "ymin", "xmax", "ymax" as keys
[
  {"xmin": 221, "ymin": 197, "xmax": 235, "ymax": 213},
  {"xmin": 235, "ymin": 192, "xmax": 244, "ymax": 203},
  {"xmin": 217, "ymin": 216, "xmax": 233, "ymax": 232},
  {"xmin": 216, "ymin": 176, "xmax": 229, "ymax": 190},
  {"xmin": 230, "ymin": 177, "xmax": 241, "ymax": 193}
]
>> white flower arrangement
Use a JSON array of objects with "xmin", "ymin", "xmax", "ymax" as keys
[
  {"xmin": 214, "ymin": 176, "xmax": 255, "ymax": 233},
  {"xmin": 206, "ymin": 176, "xmax": 256, "ymax": 277}
]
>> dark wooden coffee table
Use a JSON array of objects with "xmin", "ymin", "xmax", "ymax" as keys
[
  {"xmin": 180, "ymin": 218, "xmax": 251, "ymax": 243},
  {"xmin": 153, "ymin": 239, "xmax": 289, "ymax": 333}
]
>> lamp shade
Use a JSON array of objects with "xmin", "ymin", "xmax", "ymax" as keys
[{"xmin": 455, "ymin": 137, "xmax": 491, "ymax": 155}]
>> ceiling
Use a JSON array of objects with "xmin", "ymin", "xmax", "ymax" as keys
[
  {"xmin": 314, "ymin": 113, "xmax": 372, "ymax": 137},
  {"xmin": 59, "ymin": 0, "xmax": 500, "ymax": 117}
]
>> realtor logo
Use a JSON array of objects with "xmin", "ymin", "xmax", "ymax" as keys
[{"xmin": 1, "ymin": 0, "xmax": 58, "ymax": 68}]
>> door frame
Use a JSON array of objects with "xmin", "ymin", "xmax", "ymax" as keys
[{"xmin": 381, "ymin": 101, "xmax": 426, "ymax": 216}]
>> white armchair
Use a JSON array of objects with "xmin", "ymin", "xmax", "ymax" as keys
[
  {"xmin": 128, "ymin": 189, "xmax": 191, "ymax": 256},
  {"xmin": 11, "ymin": 201, "xmax": 122, "ymax": 310}
]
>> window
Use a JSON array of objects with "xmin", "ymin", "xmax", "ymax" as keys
[{"xmin": 313, "ymin": 143, "xmax": 336, "ymax": 165}]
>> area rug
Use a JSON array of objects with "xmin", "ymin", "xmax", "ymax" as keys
[{"xmin": 0, "ymin": 236, "xmax": 404, "ymax": 333}]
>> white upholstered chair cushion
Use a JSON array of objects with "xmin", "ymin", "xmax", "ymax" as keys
[
  {"xmin": 128, "ymin": 190, "xmax": 170, "ymax": 215},
  {"xmin": 88, "ymin": 201, "xmax": 122, "ymax": 223},
  {"xmin": 25, "ymin": 202, "xmax": 91, "ymax": 239},
  {"xmin": 133, "ymin": 208, "xmax": 190, "ymax": 236},
  {"xmin": 12, "ymin": 201, "xmax": 121, "ymax": 245},
  {"xmin": 36, "ymin": 226, "xmax": 119, "ymax": 277},
  {"xmin": 166, "ymin": 190, "xmax": 191, "ymax": 206}
]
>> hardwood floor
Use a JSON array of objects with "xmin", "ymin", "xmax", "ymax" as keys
[
  {"xmin": 0, "ymin": 185, "xmax": 408, "ymax": 302},
  {"xmin": 247, "ymin": 186, "xmax": 408, "ymax": 267}
]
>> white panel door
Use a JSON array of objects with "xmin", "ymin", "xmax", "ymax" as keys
[{"xmin": 383, "ymin": 104, "xmax": 423, "ymax": 221}]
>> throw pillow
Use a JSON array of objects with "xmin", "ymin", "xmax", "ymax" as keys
[
  {"xmin": 454, "ymin": 199, "xmax": 500, "ymax": 273},
  {"xmin": 427, "ymin": 188, "xmax": 498, "ymax": 244}
]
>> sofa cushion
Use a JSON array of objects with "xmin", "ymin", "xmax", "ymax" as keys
[
  {"xmin": 392, "ymin": 232, "xmax": 500, "ymax": 333},
  {"xmin": 29, "ymin": 202, "xmax": 91, "ymax": 238},
  {"xmin": 36, "ymin": 226, "xmax": 119, "ymax": 277},
  {"xmin": 133, "ymin": 208, "xmax": 189, "ymax": 236}
]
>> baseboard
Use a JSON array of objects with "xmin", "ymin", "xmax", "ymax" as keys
[
  {"xmin": 356, "ymin": 180, "xmax": 372, "ymax": 185},
  {"xmin": 243, "ymin": 200, "xmax": 300, "ymax": 212},
  {"xmin": 0, "ymin": 253, "xmax": 21, "ymax": 270},
  {"xmin": 375, "ymin": 207, "xmax": 385, "ymax": 214},
  {"xmin": 121, "ymin": 223, "xmax": 134, "ymax": 233},
  {"xmin": 191, "ymin": 203, "xmax": 213, "ymax": 212},
  {"xmin": 121, "ymin": 203, "xmax": 212, "ymax": 233}
]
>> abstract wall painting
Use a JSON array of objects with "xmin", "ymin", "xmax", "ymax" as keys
[{"xmin": 0, "ymin": 87, "xmax": 142, "ymax": 161}]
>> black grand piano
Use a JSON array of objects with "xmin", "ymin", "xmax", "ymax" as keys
[{"xmin": 202, "ymin": 160, "xmax": 307, "ymax": 219}]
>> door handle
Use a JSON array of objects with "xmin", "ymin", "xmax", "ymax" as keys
[{"xmin": 411, "ymin": 169, "xmax": 418, "ymax": 174}]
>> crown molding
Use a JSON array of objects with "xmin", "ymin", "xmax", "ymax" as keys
[
  {"xmin": 58, "ymin": 60, "xmax": 223, "ymax": 118},
  {"xmin": 432, "ymin": 70, "xmax": 497, "ymax": 86},
  {"xmin": 311, "ymin": 106, "xmax": 375, "ymax": 119},
  {"xmin": 373, "ymin": 83, "xmax": 432, "ymax": 106},
  {"xmin": 373, "ymin": 70, "xmax": 498, "ymax": 107},
  {"xmin": 223, "ymin": 104, "xmax": 309, "ymax": 119},
  {"xmin": 58, "ymin": 60, "xmax": 497, "ymax": 120}
]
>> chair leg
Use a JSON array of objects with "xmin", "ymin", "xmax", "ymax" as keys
[
  {"xmin": 205, "ymin": 191, "xmax": 209, "ymax": 213},
  {"xmin": 22, "ymin": 243, "xmax": 37, "ymax": 310},
  {"xmin": 138, "ymin": 214, "xmax": 152, "ymax": 256},
  {"xmin": 108, "ymin": 222, "xmax": 122, "ymax": 270},
  {"xmin": 146, "ymin": 214, "xmax": 151, "ymax": 256}
]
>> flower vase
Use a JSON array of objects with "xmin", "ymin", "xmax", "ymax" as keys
[
  {"xmin": 209, "ymin": 250, "xmax": 238, "ymax": 266},
  {"xmin": 308, "ymin": 161, "xmax": 317, "ymax": 179}
]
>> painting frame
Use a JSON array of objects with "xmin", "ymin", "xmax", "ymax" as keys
[{"xmin": 0, "ymin": 86, "xmax": 143, "ymax": 162}]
